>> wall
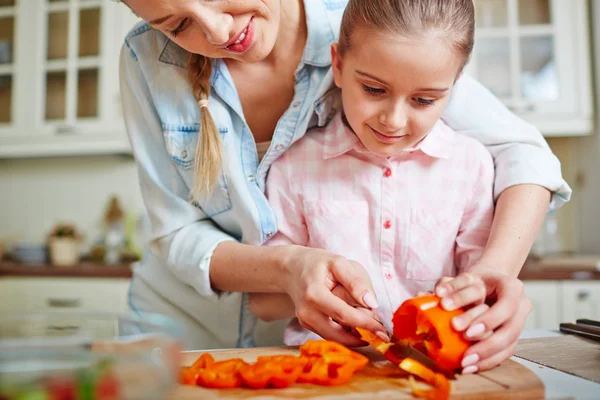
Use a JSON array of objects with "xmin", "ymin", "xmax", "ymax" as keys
[{"xmin": 0, "ymin": 156, "xmax": 144, "ymax": 249}]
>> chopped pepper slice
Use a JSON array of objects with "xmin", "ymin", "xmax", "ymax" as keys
[
  {"xmin": 240, "ymin": 356, "xmax": 307, "ymax": 389},
  {"xmin": 195, "ymin": 358, "xmax": 247, "ymax": 389},
  {"xmin": 180, "ymin": 353, "xmax": 214, "ymax": 385},
  {"xmin": 297, "ymin": 342, "xmax": 369, "ymax": 386},
  {"xmin": 393, "ymin": 295, "xmax": 469, "ymax": 372},
  {"xmin": 400, "ymin": 358, "xmax": 450, "ymax": 400},
  {"xmin": 356, "ymin": 328, "xmax": 405, "ymax": 365}
]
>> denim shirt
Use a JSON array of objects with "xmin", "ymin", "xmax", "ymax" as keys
[{"xmin": 119, "ymin": 0, "xmax": 571, "ymax": 348}]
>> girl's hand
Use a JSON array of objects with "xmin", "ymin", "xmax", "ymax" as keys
[
  {"xmin": 278, "ymin": 245, "xmax": 386, "ymax": 347},
  {"xmin": 435, "ymin": 269, "xmax": 531, "ymax": 374}
]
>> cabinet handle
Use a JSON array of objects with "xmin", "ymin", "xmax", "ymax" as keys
[
  {"xmin": 47, "ymin": 298, "xmax": 81, "ymax": 308},
  {"xmin": 577, "ymin": 290, "xmax": 591, "ymax": 301},
  {"xmin": 55, "ymin": 125, "xmax": 76, "ymax": 135},
  {"xmin": 507, "ymin": 104, "xmax": 536, "ymax": 113},
  {"xmin": 47, "ymin": 325, "xmax": 80, "ymax": 332}
]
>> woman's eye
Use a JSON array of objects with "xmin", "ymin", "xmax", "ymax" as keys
[
  {"xmin": 362, "ymin": 85, "xmax": 386, "ymax": 96},
  {"xmin": 170, "ymin": 18, "xmax": 189, "ymax": 37},
  {"xmin": 414, "ymin": 97, "xmax": 435, "ymax": 107}
]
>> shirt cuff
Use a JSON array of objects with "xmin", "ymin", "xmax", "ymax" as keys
[{"xmin": 197, "ymin": 238, "xmax": 236, "ymax": 299}]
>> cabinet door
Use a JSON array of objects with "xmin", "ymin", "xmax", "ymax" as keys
[
  {"xmin": 467, "ymin": 0, "xmax": 592, "ymax": 135},
  {"xmin": 560, "ymin": 281, "xmax": 600, "ymax": 323},
  {"xmin": 0, "ymin": 0, "xmax": 19, "ymax": 137},
  {"xmin": 523, "ymin": 281, "xmax": 561, "ymax": 329}
]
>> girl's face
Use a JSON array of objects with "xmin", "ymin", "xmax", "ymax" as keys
[
  {"xmin": 124, "ymin": 0, "xmax": 281, "ymax": 63},
  {"xmin": 332, "ymin": 28, "xmax": 464, "ymax": 158}
]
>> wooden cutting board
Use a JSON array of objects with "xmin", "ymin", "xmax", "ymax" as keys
[{"xmin": 170, "ymin": 346, "xmax": 544, "ymax": 399}]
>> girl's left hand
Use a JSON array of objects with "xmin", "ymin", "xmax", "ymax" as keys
[{"xmin": 434, "ymin": 269, "xmax": 532, "ymax": 374}]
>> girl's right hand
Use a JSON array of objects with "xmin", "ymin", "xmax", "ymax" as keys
[{"xmin": 278, "ymin": 245, "xmax": 386, "ymax": 346}]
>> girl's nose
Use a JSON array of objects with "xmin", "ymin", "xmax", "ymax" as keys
[
  {"xmin": 195, "ymin": 8, "xmax": 234, "ymax": 46},
  {"xmin": 379, "ymin": 103, "xmax": 408, "ymax": 132}
]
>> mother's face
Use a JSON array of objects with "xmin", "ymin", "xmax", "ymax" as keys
[{"xmin": 125, "ymin": 0, "xmax": 281, "ymax": 62}]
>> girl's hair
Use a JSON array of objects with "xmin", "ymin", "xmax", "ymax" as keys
[
  {"xmin": 339, "ymin": 0, "xmax": 475, "ymax": 70},
  {"xmin": 188, "ymin": 54, "xmax": 222, "ymax": 199}
]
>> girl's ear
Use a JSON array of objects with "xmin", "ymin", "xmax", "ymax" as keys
[{"xmin": 331, "ymin": 43, "xmax": 343, "ymax": 89}]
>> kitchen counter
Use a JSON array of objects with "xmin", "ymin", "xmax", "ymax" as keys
[
  {"xmin": 519, "ymin": 255, "xmax": 600, "ymax": 280},
  {"xmin": 515, "ymin": 329, "xmax": 600, "ymax": 400},
  {"xmin": 0, "ymin": 260, "xmax": 133, "ymax": 278}
]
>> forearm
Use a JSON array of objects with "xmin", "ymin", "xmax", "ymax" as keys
[
  {"xmin": 210, "ymin": 241, "xmax": 290, "ymax": 293},
  {"xmin": 248, "ymin": 293, "xmax": 296, "ymax": 322},
  {"xmin": 469, "ymin": 184, "xmax": 551, "ymax": 277}
]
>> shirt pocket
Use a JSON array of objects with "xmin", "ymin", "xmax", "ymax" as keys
[
  {"xmin": 303, "ymin": 201, "xmax": 370, "ymax": 263},
  {"xmin": 404, "ymin": 207, "xmax": 461, "ymax": 281},
  {"xmin": 162, "ymin": 124, "xmax": 233, "ymax": 217}
]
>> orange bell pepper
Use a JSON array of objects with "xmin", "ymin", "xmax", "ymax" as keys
[
  {"xmin": 393, "ymin": 295, "xmax": 469, "ymax": 372},
  {"xmin": 400, "ymin": 358, "xmax": 450, "ymax": 400},
  {"xmin": 195, "ymin": 358, "xmax": 247, "ymax": 389},
  {"xmin": 240, "ymin": 355, "xmax": 307, "ymax": 389},
  {"xmin": 297, "ymin": 341, "xmax": 369, "ymax": 386},
  {"xmin": 180, "ymin": 353, "xmax": 214, "ymax": 385}
]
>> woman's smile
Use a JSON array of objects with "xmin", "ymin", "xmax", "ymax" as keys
[{"xmin": 224, "ymin": 17, "xmax": 255, "ymax": 53}]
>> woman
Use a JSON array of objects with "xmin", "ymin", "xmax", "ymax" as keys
[{"xmin": 119, "ymin": 0, "xmax": 570, "ymax": 374}]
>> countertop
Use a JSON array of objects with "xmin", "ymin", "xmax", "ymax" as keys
[
  {"xmin": 0, "ymin": 260, "xmax": 133, "ymax": 278},
  {"xmin": 519, "ymin": 255, "xmax": 600, "ymax": 280},
  {"xmin": 515, "ymin": 329, "xmax": 600, "ymax": 400}
]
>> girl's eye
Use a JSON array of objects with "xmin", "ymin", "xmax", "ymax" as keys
[
  {"xmin": 414, "ymin": 97, "xmax": 435, "ymax": 107},
  {"xmin": 170, "ymin": 18, "xmax": 190, "ymax": 37},
  {"xmin": 362, "ymin": 85, "xmax": 386, "ymax": 96}
]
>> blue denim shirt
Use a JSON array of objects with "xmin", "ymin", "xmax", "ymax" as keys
[{"xmin": 119, "ymin": 0, "xmax": 571, "ymax": 349}]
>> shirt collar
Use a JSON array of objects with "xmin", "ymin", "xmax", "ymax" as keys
[{"xmin": 323, "ymin": 113, "xmax": 454, "ymax": 160}]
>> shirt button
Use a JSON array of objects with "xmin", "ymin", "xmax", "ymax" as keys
[
  {"xmin": 275, "ymin": 144, "xmax": 284, "ymax": 151},
  {"xmin": 265, "ymin": 231, "xmax": 274, "ymax": 239},
  {"xmin": 385, "ymin": 271, "xmax": 393, "ymax": 280},
  {"xmin": 384, "ymin": 168, "xmax": 392, "ymax": 177},
  {"xmin": 181, "ymin": 150, "xmax": 188, "ymax": 159},
  {"xmin": 383, "ymin": 220, "xmax": 392, "ymax": 229},
  {"xmin": 292, "ymin": 101, "xmax": 301, "ymax": 108},
  {"xmin": 248, "ymin": 175, "xmax": 255, "ymax": 182}
]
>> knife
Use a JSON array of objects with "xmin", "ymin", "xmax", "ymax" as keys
[{"xmin": 385, "ymin": 333, "xmax": 454, "ymax": 377}]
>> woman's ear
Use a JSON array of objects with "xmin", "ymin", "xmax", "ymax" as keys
[{"xmin": 331, "ymin": 43, "xmax": 343, "ymax": 89}]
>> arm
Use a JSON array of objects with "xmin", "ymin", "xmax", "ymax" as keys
[{"xmin": 443, "ymin": 74, "xmax": 571, "ymax": 275}]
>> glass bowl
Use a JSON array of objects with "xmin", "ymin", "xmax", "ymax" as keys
[{"xmin": 0, "ymin": 312, "xmax": 184, "ymax": 400}]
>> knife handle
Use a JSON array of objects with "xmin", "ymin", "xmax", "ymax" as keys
[
  {"xmin": 559, "ymin": 322, "xmax": 600, "ymax": 342},
  {"xmin": 576, "ymin": 319, "xmax": 600, "ymax": 328}
]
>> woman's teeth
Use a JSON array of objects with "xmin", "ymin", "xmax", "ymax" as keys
[{"xmin": 234, "ymin": 28, "xmax": 248, "ymax": 44}]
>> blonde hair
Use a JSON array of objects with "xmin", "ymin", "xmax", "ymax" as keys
[
  {"xmin": 188, "ymin": 54, "xmax": 223, "ymax": 199},
  {"xmin": 339, "ymin": 0, "xmax": 475, "ymax": 71}
]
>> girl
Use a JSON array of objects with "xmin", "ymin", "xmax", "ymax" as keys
[
  {"xmin": 120, "ymin": 0, "xmax": 570, "ymax": 375},
  {"xmin": 249, "ymin": 0, "xmax": 498, "ymax": 374}
]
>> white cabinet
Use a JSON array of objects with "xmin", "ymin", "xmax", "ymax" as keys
[
  {"xmin": 523, "ymin": 280, "xmax": 600, "ymax": 329},
  {"xmin": 0, "ymin": 277, "xmax": 131, "ymax": 314},
  {"xmin": 560, "ymin": 281, "xmax": 600, "ymax": 323},
  {"xmin": 0, "ymin": 0, "xmax": 141, "ymax": 158},
  {"xmin": 466, "ymin": 0, "xmax": 593, "ymax": 136},
  {"xmin": 523, "ymin": 281, "xmax": 561, "ymax": 329}
]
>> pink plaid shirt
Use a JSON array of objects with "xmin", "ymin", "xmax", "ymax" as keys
[{"xmin": 265, "ymin": 113, "xmax": 495, "ymax": 345}]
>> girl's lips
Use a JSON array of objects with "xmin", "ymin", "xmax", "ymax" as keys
[
  {"xmin": 225, "ymin": 18, "xmax": 254, "ymax": 53},
  {"xmin": 371, "ymin": 127, "xmax": 406, "ymax": 144}
]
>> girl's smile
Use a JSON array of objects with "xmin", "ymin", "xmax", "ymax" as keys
[{"xmin": 224, "ymin": 17, "xmax": 255, "ymax": 53}]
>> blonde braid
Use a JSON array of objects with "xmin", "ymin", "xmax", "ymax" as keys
[{"xmin": 188, "ymin": 54, "xmax": 223, "ymax": 200}]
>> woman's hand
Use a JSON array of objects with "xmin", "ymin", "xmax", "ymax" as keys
[
  {"xmin": 277, "ymin": 245, "xmax": 386, "ymax": 346},
  {"xmin": 434, "ymin": 268, "xmax": 531, "ymax": 374}
]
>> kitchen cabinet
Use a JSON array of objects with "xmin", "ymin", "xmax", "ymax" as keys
[
  {"xmin": 0, "ymin": 0, "xmax": 141, "ymax": 158},
  {"xmin": 523, "ymin": 280, "xmax": 600, "ymax": 329},
  {"xmin": 466, "ymin": 0, "xmax": 593, "ymax": 136}
]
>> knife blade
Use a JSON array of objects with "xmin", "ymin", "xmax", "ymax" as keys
[{"xmin": 386, "ymin": 334, "xmax": 454, "ymax": 377}]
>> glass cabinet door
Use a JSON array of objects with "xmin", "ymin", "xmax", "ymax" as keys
[
  {"xmin": 43, "ymin": 0, "xmax": 101, "ymax": 130},
  {"xmin": 467, "ymin": 0, "xmax": 573, "ymax": 116},
  {"xmin": 0, "ymin": 0, "xmax": 15, "ymax": 127}
]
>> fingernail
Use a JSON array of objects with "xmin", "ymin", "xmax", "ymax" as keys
[
  {"xmin": 466, "ymin": 323, "xmax": 485, "ymax": 338},
  {"xmin": 441, "ymin": 297, "xmax": 455, "ymax": 310},
  {"xmin": 376, "ymin": 331, "xmax": 390, "ymax": 342},
  {"xmin": 462, "ymin": 353, "xmax": 480, "ymax": 367},
  {"xmin": 462, "ymin": 365, "xmax": 478, "ymax": 375},
  {"xmin": 363, "ymin": 293, "xmax": 379, "ymax": 309},
  {"xmin": 436, "ymin": 287, "xmax": 447, "ymax": 297},
  {"xmin": 452, "ymin": 316, "xmax": 467, "ymax": 331}
]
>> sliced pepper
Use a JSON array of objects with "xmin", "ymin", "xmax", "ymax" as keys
[
  {"xmin": 400, "ymin": 358, "xmax": 450, "ymax": 400},
  {"xmin": 180, "ymin": 353, "xmax": 214, "ymax": 385},
  {"xmin": 297, "ymin": 343, "xmax": 369, "ymax": 386},
  {"xmin": 240, "ymin": 356, "xmax": 307, "ymax": 389},
  {"xmin": 356, "ymin": 328, "xmax": 404, "ymax": 365},
  {"xmin": 393, "ymin": 295, "xmax": 469, "ymax": 372},
  {"xmin": 195, "ymin": 358, "xmax": 247, "ymax": 389}
]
